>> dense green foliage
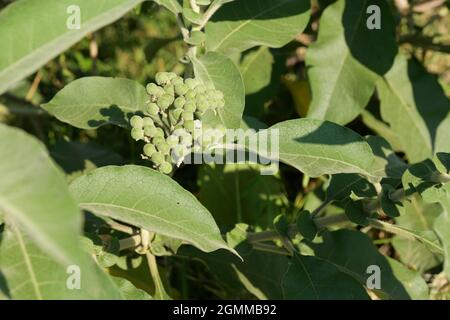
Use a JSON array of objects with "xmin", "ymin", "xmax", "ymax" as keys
[{"xmin": 0, "ymin": 0, "xmax": 449, "ymax": 300}]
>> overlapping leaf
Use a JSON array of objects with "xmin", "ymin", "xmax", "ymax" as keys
[
  {"xmin": 247, "ymin": 118, "xmax": 374, "ymax": 177},
  {"xmin": 69, "ymin": 165, "xmax": 236, "ymax": 255},
  {"xmin": 377, "ymin": 54, "xmax": 450, "ymax": 163},
  {"xmin": 205, "ymin": 0, "xmax": 310, "ymax": 54},
  {"xmin": 191, "ymin": 51, "xmax": 245, "ymax": 128},
  {"xmin": 306, "ymin": 0, "xmax": 397, "ymax": 125},
  {"xmin": 0, "ymin": 0, "xmax": 144, "ymax": 95},
  {"xmin": 42, "ymin": 77, "xmax": 147, "ymax": 129}
]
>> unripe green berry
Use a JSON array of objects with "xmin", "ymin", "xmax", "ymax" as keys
[
  {"xmin": 196, "ymin": 99, "xmax": 209, "ymax": 112},
  {"xmin": 144, "ymin": 125, "xmax": 157, "ymax": 137},
  {"xmin": 130, "ymin": 115, "xmax": 143, "ymax": 128},
  {"xmin": 171, "ymin": 77, "xmax": 184, "ymax": 86},
  {"xmin": 146, "ymin": 83, "xmax": 160, "ymax": 96},
  {"xmin": 182, "ymin": 111, "xmax": 194, "ymax": 121},
  {"xmin": 185, "ymin": 90, "xmax": 197, "ymax": 100},
  {"xmin": 184, "ymin": 120, "xmax": 195, "ymax": 132},
  {"xmin": 155, "ymin": 72, "xmax": 170, "ymax": 85},
  {"xmin": 169, "ymin": 108, "xmax": 183, "ymax": 123},
  {"xmin": 164, "ymin": 84, "xmax": 175, "ymax": 96},
  {"xmin": 175, "ymin": 84, "xmax": 189, "ymax": 96},
  {"xmin": 153, "ymin": 136, "xmax": 165, "ymax": 146},
  {"xmin": 157, "ymin": 95, "xmax": 173, "ymax": 110},
  {"xmin": 146, "ymin": 103, "xmax": 159, "ymax": 116},
  {"xmin": 185, "ymin": 78, "xmax": 201, "ymax": 89},
  {"xmin": 194, "ymin": 84, "xmax": 207, "ymax": 95},
  {"xmin": 131, "ymin": 128, "xmax": 144, "ymax": 141},
  {"xmin": 157, "ymin": 142, "xmax": 170, "ymax": 155},
  {"xmin": 143, "ymin": 117, "xmax": 154, "ymax": 127},
  {"xmin": 167, "ymin": 72, "xmax": 177, "ymax": 80},
  {"xmin": 151, "ymin": 152, "xmax": 165, "ymax": 165},
  {"xmin": 154, "ymin": 127, "xmax": 165, "ymax": 138},
  {"xmin": 166, "ymin": 135, "xmax": 179, "ymax": 147},
  {"xmin": 143, "ymin": 144, "xmax": 156, "ymax": 157},
  {"xmin": 159, "ymin": 162, "xmax": 173, "ymax": 174},
  {"xmin": 174, "ymin": 97, "xmax": 186, "ymax": 109},
  {"xmin": 184, "ymin": 101, "xmax": 197, "ymax": 112}
]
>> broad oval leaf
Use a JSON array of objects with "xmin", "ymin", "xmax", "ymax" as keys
[
  {"xmin": 205, "ymin": 0, "xmax": 310, "ymax": 54},
  {"xmin": 42, "ymin": 77, "xmax": 148, "ymax": 129},
  {"xmin": 0, "ymin": 124, "xmax": 83, "ymax": 265},
  {"xmin": 377, "ymin": 54, "xmax": 450, "ymax": 163},
  {"xmin": 248, "ymin": 118, "xmax": 374, "ymax": 177},
  {"xmin": 0, "ymin": 225, "xmax": 123, "ymax": 300},
  {"xmin": 191, "ymin": 51, "xmax": 245, "ymax": 129},
  {"xmin": 310, "ymin": 229, "xmax": 426, "ymax": 299},
  {"xmin": 282, "ymin": 253, "xmax": 369, "ymax": 300},
  {"xmin": 240, "ymin": 46, "xmax": 273, "ymax": 95},
  {"xmin": 0, "ymin": 0, "xmax": 143, "ymax": 95},
  {"xmin": 306, "ymin": 0, "xmax": 397, "ymax": 125},
  {"xmin": 69, "ymin": 165, "xmax": 235, "ymax": 255}
]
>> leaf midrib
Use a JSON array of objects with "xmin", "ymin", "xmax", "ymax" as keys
[{"xmin": 210, "ymin": 0, "xmax": 291, "ymax": 51}]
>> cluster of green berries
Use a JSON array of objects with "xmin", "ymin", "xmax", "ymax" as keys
[{"xmin": 130, "ymin": 72, "xmax": 226, "ymax": 174}]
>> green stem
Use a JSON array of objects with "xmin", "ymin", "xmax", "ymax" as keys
[
  {"xmin": 146, "ymin": 252, "xmax": 170, "ymax": 299},
  {"xmin": 252, "ymin": 243, "xmax": 291, "ymax": 256},
  {"xmin": 367, "ymin": 219, "xmax": 444, "ymax": 254}
]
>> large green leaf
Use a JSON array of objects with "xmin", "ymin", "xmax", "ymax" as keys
[
  {"xmin": 42, "ymin": 77, "xmax": 147, "ymax": 129},
  {"xmin": 0, "ymin": 0, "xmax": 143, "ymax": 95},
  {"xmin": 282, "ymin": 253, "xmax": 369, "ymax": 300},
  {"xmin": 434, "ymin": 203, "xmax": 450, "ymax": 280},
  {"xmin": 422, "ymin": 183, "xmax": 450, "ymax": 280},
  {"xmin": 0, "ymin": 124, "xmax": 83, "ymax": 265},
  {"xmin": 179, "ymin": 225, "xmax": 289, "ymax": 299},
  {"xmin": 239, "ymin": 47, "xmax": 284, "ymax": 117},
  {"xmin": 309, "ymin": 230, "xmax": 422, "ymax": 299},
  {"xmin": 205, "ymin": 0, "xmax": 310, "ymax": 54},
  {"xmin": 191, "ymin": 51, "xmax": 245, "ymax": 128},
  {"xmin": 247, "ymin": 118, "xmax": 374, "ymax": 177},
  {"xmin": 386, "ymin": 257, "xmax": 429, "ymax": 300},
  {"xmin": 392, "ymin": 195, "xmax": 444, "ymax": 273},
  {"xmin": 306, "ymin": 0, "xmax": 397, "ymax": 125},
  {"xmin": 240, "ymin": 46, "xmax": 273, "ymax": 96},
  {"xmin": 377, "ymin": 54, "xmax": 450, "ymax": 163},
  {"xmin": 0, "ymin": 226, "xmax": 123, "ymax": 299},
  {"xmin": 69, "ymin": 165, "xmax": 235, "ymax": 255}
]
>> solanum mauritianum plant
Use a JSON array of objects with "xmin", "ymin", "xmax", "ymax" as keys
[{"xmin": 0, "ymin": 0, "xmax": 449, "ymax": 300}]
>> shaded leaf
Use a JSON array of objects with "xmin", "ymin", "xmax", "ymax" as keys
[
  {"xmin": 306, "ymin": 0, "xmax": 397, "ymax": 124},
  {"xmin": 377, "ymin": 54, "xmax": 450, "ymax": 162},
  {"xmin": 248, "ymin": 119, "xmax": 375, "ymax": 177},
  {"xmin": 191, "ymin": 51, "xmax": 245, "ymax": 129},
  {"xmin": 198, "ymin": 163, "xmax": 287, "ymax": 228},
  {"xmin": 309, "ymin": 229, "xmax": 417, "ymax": 299},
  {"xmin": 69, "ymin": 165, "xmax": 235, "ymax": 255},
  {"xmin": 205, "ymin": 0, "xmax": 310, "ymax": 54},
  {"xmin": 0, "ymin": 0, "xmax": 144, "ymax": 95},
  {"xmin": 0, "ymin": 124, "xmax": 83, "ymax": 265},
  {"xmin": 282, "ymin": 253, "xmax": 369, "ymax": 300},
  {"xmin": 42, "ymin": 77, "xmax": 148, "ymax": 129},
  {"xmin": 0, "ymin": 226, "xmax": 122, "ymax": 299}
]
